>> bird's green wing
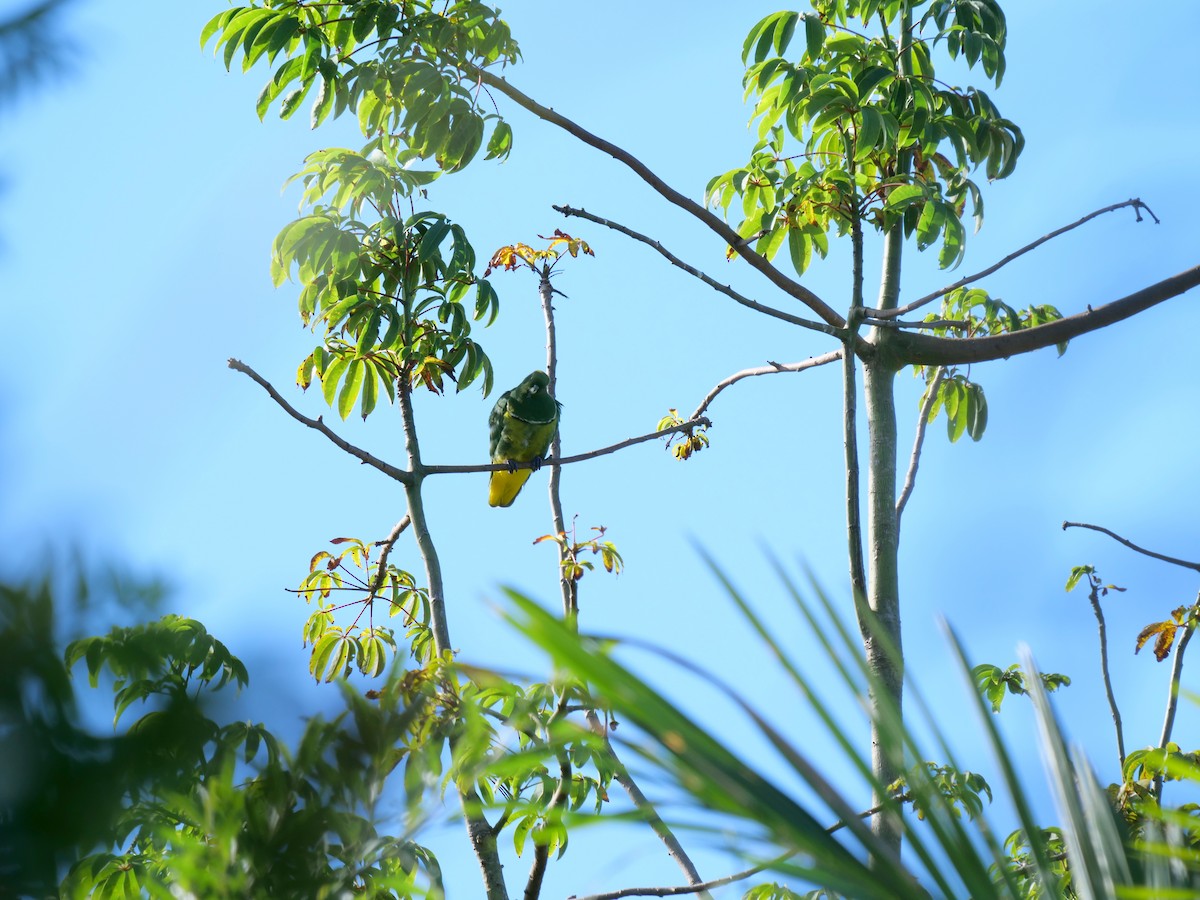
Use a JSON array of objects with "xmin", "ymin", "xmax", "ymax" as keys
[{"xmin": 488, "ymin": 389, "xmax": 512, "ymax": 459}]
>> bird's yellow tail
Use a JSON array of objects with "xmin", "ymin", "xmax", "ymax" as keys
[{"xmin": 489, "ymin": 469, "xmax": 533, "ymax": 507}]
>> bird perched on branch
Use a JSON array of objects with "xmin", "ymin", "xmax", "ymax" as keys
[{"xmin": 488, "ymin": 370, "xmax": 561, "ymax": 508}]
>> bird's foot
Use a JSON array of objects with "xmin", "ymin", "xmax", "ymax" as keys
[
  {"xmin": 505, "ymin": 458, "xmax": 519, "ymax": 473},
  {"xmin": 530, "ymin": 455, "xmax": 544, "ymax": 473}
]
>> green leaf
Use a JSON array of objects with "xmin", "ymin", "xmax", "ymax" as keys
[
  {"xmin": 803, "ymin": 12, "xmax": 825, "ymax": 60},
  {"xmin": 484, "ymin": 119, "xmax": 513, "ymax": 161},
  {"xmin": 884, "ymin": 184, "xmax": 925, "ymax": 210},
  {"xmin": 321, "ymin": 354, "xmax": 350, "ymax": 407},
  {"xmin": 965, "ymin": 382, "xmax": 987, "ymax": 441},
  {"xmin": 338, "ymin": 359, "xmax": 365, "ymax": 420}
]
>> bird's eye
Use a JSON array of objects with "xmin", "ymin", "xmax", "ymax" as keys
[{"xmin": 530, "ymin": 385, "xmax": 540, "ymax": 393}]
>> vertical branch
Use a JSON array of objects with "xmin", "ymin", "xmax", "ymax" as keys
[
  {"xmin": 397, "ymin": 380, "xmax": 451, "ymax": 655},
  {"xmin": 538, "ymin": 265, "xmax": 578, "ymax": 626},
  {"xmin": 585, "ymin": 711, "xmax": 713, "ymax": 895},
  {"xmin": 1155, "ymin": 594, "xmax": 1198, "ymax": 802},
  {"xmin": 1086, "ymin": 577, "xmax": 1126, "ymax": 771},
  {"xmin": 851, "ymin": 7, "xmax": 913, "ymax": 862},
  {"xmin": 534, "ymin": 261, "xmax": 709, "ymax": 897},
  {"xmin": 460, "ymin": 786, "xmax": 509, "ymax": 900},
  {"xmin": 895, "ymin": 366, "xmax": 944, "ymax": 530},
  {"xmin": 398, "ymin": 377, "xmax": 508, "ymax": 900},
  {"xmin": 844, "ymin": 216, "xmax": 867, "ymax": 603}
]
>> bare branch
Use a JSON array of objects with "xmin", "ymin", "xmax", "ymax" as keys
[
  {"xmin": 890, "ymin": 264, "xmax": 1200, "ymax": 366},
  {"xmin": 538, "ymin": 264, "xmax": 577, "ymax": 623},
  {"xmin": 1085, "ymin": 575, "xmax": 1126, "ymax": 770},
  {"xmin": 895, "ymin": 367, "xmax": 944, "ymax": 526},
  {"xmin": 422, "ymin": 419, "xmax": 712, "ymax": 476},
  {"xmin": 875, "ymin": 198, "xmax": 1160, "ymax": 320},
  {"xmin": 554, "ymin": 204, "xmax": 844, "ymax": 340},
  {"xmin": 584, "ymin": 711, "xmax": 713, "ymax": 898},
  {"xmin": 864, "ymin": 316, "xmax": 971, "ymax": 331},
  {"xmin": 574, "ymin": 806, "xmax": 880, "ymax": 900},
  {"xmin": 469, "ymin": 66, "xmax": 844, "ymax": 328},
  {"xmin": 228, "ymin": 358, "xmax": 412, "ymax": 484},
  {"xmin": 1062, "ymin": 521, "xmax": 1200, "ymax": 573},
  {"xmin": 690, "ymin": 353, "xmax": 842, "ymax": 421},
  {"xmin": 365, "ymin": 516, "xmax": 411, "ymax": 600},
  {"xmin": 1156, "ymin": 592, "xmax": 1199, "ymax": 802}
]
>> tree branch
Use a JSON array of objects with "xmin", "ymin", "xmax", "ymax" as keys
[
  {"xmin": 583, "ymin": 711, "xmax": 713, "ymax": 898},
  {"xmin": 553, "ymin": 205, "xmax": 845, "ymax": 340},
  {"xmin": 572, "ymin": 805, "xmax": 879, "ymax": 900},
  {"xmin": 872, "ymin": 198, "xmax": 1160, "ymax": 320},
  {"xmin": 1086, "ymin": 575, "xmax": 1126, "ymax": 771},
  {"xmin": 365, "ymin": 516, "xmax": 412, "ymax": 600},
  {"xmin": 1062, "ymin": 521, "xmax": 1200, "ymax": 573},
  {"xmin": 422, "ymin": 419, "xmax": 712, "ymax": 476},
  {"xmin": 1156, "ymin": 594, "xmax": 1198, "ymax": 802},
  {"xmin": 228, "ymin": 358, "xmax": 412, "ymax": 484},
  {"xmin": 889, "ymin": 264, "xmax": 1200, "ymax": 366},
  {"xmin": 468, "ymin": 66, "xmax": 844, "ymax": 328},
  {"xmin": 895, "ymin": 367, "xmax": 944, "ymax": 527},
  {"xmin": 539, "ymin": 264, "xmax": 577, "ymax": 624},
  {"xmin": 689, "ymin": 353, "xmax": 842, "ymax": 421}
]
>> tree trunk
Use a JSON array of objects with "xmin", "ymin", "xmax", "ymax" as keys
[{"xmin": 861, "ymin": 354, "xmax": 904, "ymax": 858}]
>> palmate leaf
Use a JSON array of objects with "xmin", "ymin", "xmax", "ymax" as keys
[{"xmin": 506, "ymin": 559, "xmax": 1200, "ymax": 898}]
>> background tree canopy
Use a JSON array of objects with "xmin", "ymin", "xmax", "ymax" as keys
[{"xmin": 1, "ymin": 1, "xmax": 1199, "ymax": 897}]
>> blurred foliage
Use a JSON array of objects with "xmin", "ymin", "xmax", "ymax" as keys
[
  {"xmin": 0, "ymin": 0, "xmax": 78, "ymax": 114},
  {"xmin": 507, "ymin": 561, "xmax": 1200, "ymax": 898}
]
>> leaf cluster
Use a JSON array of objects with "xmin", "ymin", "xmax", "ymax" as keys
[
  {"xmin": 280, "ymin": 203, "xmax": 498, "ymax": 418},
  {"xmin": 657, "ymin": 407, "xmax": 710, "ymax": 460},
  {"xmin": 202, "ymin": 1, "xmax": 517, "ymax": 169},
  {"xmin": 485, "ymin": 230, "xmax": 595, "ymax": 277},
  {"xmin": 534, "ymin": 525, "xmax": 624, "ymax": 583},
  {"xmin": 299, "ymin": 535, "xmax": 432, "ymax": 680},
  {"xmin": 709, "ymin": 2, "xmax": 1020, "ymax": 275},
  {"xmin": 914, "ymin": 287, "xmax": 1065, "ymax": 443},
  {"xmin": 0, "ymin": 573, "xmax": 443, "ymax": 899},
  {"xmin": 972, "ymin": 663, "xmax": 1070, "ymax": 714},
  {"xmin": 1135, "ymin": 603, "xmax": 1199, "ymax": 663}
]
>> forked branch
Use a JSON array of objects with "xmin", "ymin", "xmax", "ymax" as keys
[
  {"xmin": 554, "ymin": 204, "xmax": 844, "ymax": 339},
  {"xmin": 1062, "ymin": 521, "xmax": 1200, "ymax": 573},
  {"xmin": 690, "ymin": 353, "xmax": 843, "ymax": 423},
  {"xmin": 891, "ymin": 264, "xmax": 1200, "ymax": 366},
  {"xmin": 874, "ymin": 198, "xmax": 1160, "ymax": 319},
  {"xmin": 895, "ymin": 367, "xmax": 945, "ymax": 525},
  {"xmin": 469, "ymin": 66, "xmax": 844, "ymax": 328},
  {"xmin": 229, "ymin": 358, "xmax": 411, "ymax": 484}
]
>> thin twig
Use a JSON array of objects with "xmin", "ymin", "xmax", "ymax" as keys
[
  {"xmin": 538, "ymin": 264, "xmax": 577, "ymax": 623},
  {"xmin": 872, "ymin": 198, "xmax": 1159, "ymax": 320},
  {"xmin": 525, "ymin": 693, "xmax": 574, "ymax": 900},
  {"xmin": 422, "ymin": 419, "xmax": 712, "ymax": 476},
  {"xmin": 573, "ymin": 807, "xmax": 881, "ymax": 900},
  {"xmin": 1085, "ymin": 574, "xmax": 1126, "ymax": 770},
  {"xmin": 396, "ymin": 378, "xmax": 452, "ymax": 656},
  {"xmin": 364, "ymin": 516, "xmax": 412, "ymax": 600},
  {"xmin": 229, "ymin": 358, "xmax": 412, "ymax": 484},
  {"xmin": 583, "ymin": 711, "xmax": 713, "ymax": 898},
  {"xmin": 893, "ymin": 263, "xmax": 1200, "ymax": 366},
  {"xmin": 554, "ymin": 204, "xmax": 844, "ymax": 340},
  {"xmin": 1062, "ymin": 521, "xmax": 1200, "ymax": 573},
  {"xmin": 895, "ymin": 367, "xmax": 944, "ymax": 526},
  {"xmin": 864, "ymin": 316, "xmax": 971, "ymax": 331},
  {"xmin": 689, "ymin": 352, "xmax": 843, "ymax": 421},
  {"xmin": 1156, "ymin": 592, "xmax": 1199, "ymax": 802},
  {"xmin": 468, "ymin": 66, "xmax": 844, "ymax": 328}
]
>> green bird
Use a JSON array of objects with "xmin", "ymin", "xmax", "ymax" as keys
[{"xmin": 488, "ymin": 370, "xmax": 561, "ymax": 508}]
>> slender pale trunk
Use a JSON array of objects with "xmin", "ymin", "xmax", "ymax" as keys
[
  {"xmin": 859, "ymin": 218, "xmax": 905, "ymax": 857},
  {"xmin": 398, "ymin": 380, "xmax": 509, "ymax": 900}
]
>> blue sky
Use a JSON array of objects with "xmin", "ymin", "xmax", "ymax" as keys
[{"xmin": 3, "ymin": 2, "xmax": 1200, "ymax": 895}]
